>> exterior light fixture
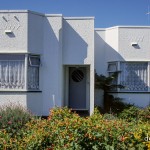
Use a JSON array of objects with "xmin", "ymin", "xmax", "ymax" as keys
[
  {"xmin": 4, "ymin": 30, "xmax": 12, "ymax": 34},
  {"xmin": 131, "ymin": 42, "xmax": 138, "ymax": 46}
]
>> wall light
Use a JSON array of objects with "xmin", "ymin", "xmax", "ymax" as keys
[
  {"xmin": 4, "ymin": 30, "xmax": 12, "ymax": 34},
  {"xmin": 131, "ymin": 42, "xmax": 138, "ymax": 46}
]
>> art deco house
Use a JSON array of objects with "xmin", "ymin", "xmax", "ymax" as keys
[{"xmin": 0, "ymin": 10, "xmax": 149, "ymax": 116}]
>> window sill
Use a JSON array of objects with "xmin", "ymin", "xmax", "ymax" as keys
[
  {"xmin": 0, "ymin": 90, "xmax": 42, "ymax": 93},
  {"xmin": 108, "ymin": 91, "xmax": 149, "ymax": 94}
]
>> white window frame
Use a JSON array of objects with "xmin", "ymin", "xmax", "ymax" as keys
[
  {"xmin": 28, "ymin": 55, "xmax": 40, "ymax": 67},
  {"xmin": 27, "ymin": 55, "xmax": 40, "ymax": 91},
  {"xmin": 0, "ymin": 53, "xmax": 40, "ymax": 91}
]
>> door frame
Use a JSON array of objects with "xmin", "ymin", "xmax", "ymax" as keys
[{"xmin": 64, "ymin": 65, "xmax": 90, "ymax": 110}]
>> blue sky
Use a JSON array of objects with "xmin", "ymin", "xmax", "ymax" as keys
[{"xmin": 0, "ymin": 0, "xmax": 150, "ymax": 28}]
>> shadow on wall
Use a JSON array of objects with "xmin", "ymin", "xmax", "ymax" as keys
[
  {"xmin": 27, "ymin": 17, "xmax": 62, "ymax": 116},
  {"xmin": 94, "ymin": 31, "xmax": 125, "ymax": 107},
  {"xmin": 63, "ymin": 20, "xmax": 88, "ymax": 64},
  {"xmin": 5, "ymin": 32, "xmax": 15, "ymax": 38},
  {"xmin": 42, "ymin": 17, "xmax": 63, "ymax": 116}
]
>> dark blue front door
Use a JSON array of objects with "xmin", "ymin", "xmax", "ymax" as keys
[{"xmin": 69, "ymin": 67, "xmax": 86, "ymax": 109}]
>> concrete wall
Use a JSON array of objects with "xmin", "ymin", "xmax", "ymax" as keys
[
  {"xmin": 112, "ymin": 93, "xmax": 150, "ymax": 108},
  {"xmin": 63, "ymin": 18, "xmax": 94, "ymax": 65},
  {"xmin": 94, "ymin": 29, "xmax": 106, "ymax": 75},
  {"xmin": 0, "ymin": 11, "xmax": 95, "ymax": 116},
  {"xmin": 0, "ymin": 10, "xmax": 28, "ymax": 53},
  {"xmin": 42, "ymin": 14, "xmax": 63, "ymax": 116},
  {"xmin": 0, "ymin": 92, "xmax": 42, "ymax": 116},
  {"xmin": 28, "ymin": 11, "xmax": 44, "ymax": 54},
  {"xmin": 118, "ymin": 27, "xmax": 150, "ymax": 61},
  {"xmin": 94, "ymin": 29, "xmax": 106, "ymax": 107},
  {"xmin": 0, "ymin": 11, "xmax": 43, "ymax": 116}
]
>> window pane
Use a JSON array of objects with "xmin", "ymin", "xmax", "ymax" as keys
[
  {"xmin": 120, "ymin": 62, "xmax": 148, "ymax": 91},
  {"xmin": 0, "ymin": 55, "xmax": 25, "ymax": 89},
  {"xmin": 28, "ymin": 56, "xmax": 40, "ymax": 90},
  {"xmin": 107, "ymin": 63, "xmax": 118, "ymax": 91},
  {"xmin": 108, "ymin": 63, "xmax": 117, "ymax": 72},
  {"xmin": 29, "ymin": 56, "xmax": 40, "ymax": 66}
]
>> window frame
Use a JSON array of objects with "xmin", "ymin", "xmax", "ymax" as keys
[
  {"xmin": 107, "ymin": 62, "xmax": 120, "ymax": 91},
  {"xmin": 108, "ymin": 61, "xmax": 149, "ymax": 93},
  {"xmin": 0, "ymin": 54, "xmax": 25, "ymax": 91},
  {"xmin": 28, "ymin": 55, "xmax": 41, "ymax": 67},
  {"xmin": 27, "ymin": 55, "xmax": 40, "ymax": 91},
  {"xmin": 0, "ymin": 53, "xmax": 41, "ymax": 92}
]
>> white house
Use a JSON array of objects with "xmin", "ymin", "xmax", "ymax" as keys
[{"xmin": 0, "ymin": 10, "xmax": 149, "ymax": 116}]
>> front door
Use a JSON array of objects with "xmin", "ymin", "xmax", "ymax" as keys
[{"xmin": 69, "ymin": 67, "xmax": 86, "ymax": 109}]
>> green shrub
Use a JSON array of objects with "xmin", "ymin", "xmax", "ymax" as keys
[
  {"xmin": 0, "ymin": 107, "xmax": 149, "ymax": 149},
  {"xmin": 118, "ymin": 106, "xmax": 140, "ymax": 122},
  {"xmin": 103, "ymin": 113, "xmax": 117, "ymax": 120},
  {"xmin": 109, "ymin": 97, "xmax": 134, "ymax": 114},
  {"xmin": 0, "ymin": 103, "xmax": 33, "ymax": 136},
  {"xmin": 119, "ymin": 106, "xmax": 150, "ymax": 123},
  {"xmin": 138, "ymin": 106, "xmax": 150, "ymax": 122}
]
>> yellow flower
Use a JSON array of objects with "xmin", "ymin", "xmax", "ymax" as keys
[{"xmin": 134, "ymin": 133, "xmax": 141, "ymax": 139}]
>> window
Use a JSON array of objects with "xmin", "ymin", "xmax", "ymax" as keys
[
  {"xmin": 71, "ymin": 69, "xmax": 84, "ymax": 82},
  {"xmin": 28, "ymin": 55, "xmax": 40, "ymax": 90},
  {"xmin": 0, "ymin": 54, "xmax": 40, "ymax": 91},
  {"xmin": 0, "ymin": 54, "xmax": 25, "ymax": 89},
  {"xmin": 107, "ymin": 63, "xmax": 117, "ymax": 73},
  {"xmin": 107, "ymin": 62, "xmax": 118, "ymax": 86},
  {"xmin": 107, "ymin": 61, "xmax": 148, "ymax": 92},
  {"xmin": 120, "ymin": 62, "xmax": 148, "ymax": 91}
]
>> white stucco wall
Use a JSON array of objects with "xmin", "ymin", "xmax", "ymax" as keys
[
  {"xmin": 0, "ymin": 11, "xmax": 95, "ymax": 116},
  {"xmin": 0, "ymin": 10, "xmax": 28, "ymax": 52},
  {"xmin": 94, "ymin": 29, "xmax": 106, "ymax": 107},
  {"xmin": 116, "ymin": 27, "xmax": 150, "ymax": 107},
  {"xmin": 28, "ymin": 11, "xmax": 44, "ymax": 54},
  {"xmin": 42, "ymin": 14, "xmax": 63, "ymax": 116},
  {"xmin": 112, "ymin": 93, "xmax": 150, "ymax": 108},
  {"xmin": 0, "ymin": 11, "xmax": 43, "ymax": 116},
  {"xmin": 105, "ymin": 27, "xmax": 120, "ymax": 62},
  {"xmin": 63, "ymin": 18, "xmax": 94, "ymax": 65},
  {"xmin": 94, "ymin": 29, "xmax": 106, "ymax": 75},
  {"xmin": 0, "ymin": 92, "xmax": 42, "ymax": 116},
  {"xmin": 118, "ymin": 27, "xmax": 150, "ymax": 61}
]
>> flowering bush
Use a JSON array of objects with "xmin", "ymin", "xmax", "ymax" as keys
[
  {"xmin": 0, "ymin": 107, "xmax": 149, "ymax": 149},
  {"xmin": 119, "ymin": 106, "xmax": 150, "ymax": 123},
  {"xmin": 139, "ymin": 106, "xmax": 150, "ymax": 122},
  {"xmin": 0, "ymin": 103, "xmax": 33, "ymax": 136}
]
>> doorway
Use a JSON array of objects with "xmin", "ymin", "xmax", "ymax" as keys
[{"xmin": 69, "ymin": 67, "xmax": 86, "ymax": 109}]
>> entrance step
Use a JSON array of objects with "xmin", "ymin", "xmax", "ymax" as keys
[{"xmin": 71, "ymin": 109, "xmax": 89, "ymax": 117}]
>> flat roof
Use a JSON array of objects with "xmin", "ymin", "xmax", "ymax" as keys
[
  {"xmin": 95, "ymin": 26, "xmax": 150, "ymax": 31},
  {"xmin": 64, "ymin": 17, "xmax": 94, "ymax": 20},
  {"xmin": 0, "ymin": 10, "xmax": 62, "ymax": 17}
]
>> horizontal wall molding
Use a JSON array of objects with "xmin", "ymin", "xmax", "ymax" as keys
[
  {"xmin": 107, "ymin": 91, "xmax": 150, "ymax": 94},
  {"xmin": 0, "ymin": 91, "xmax": 42, "ymax": 93}
]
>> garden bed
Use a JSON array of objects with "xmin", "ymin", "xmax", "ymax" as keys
[{"xmin": 0, "ymin": 105, "xmax": 150, "ymax": 149}]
